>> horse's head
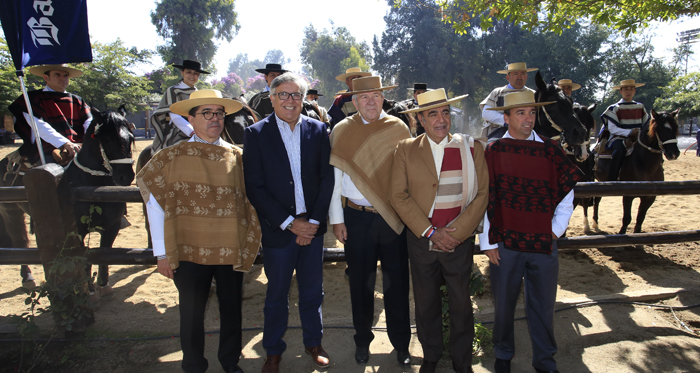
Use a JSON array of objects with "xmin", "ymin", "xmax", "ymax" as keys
[
  {"xmin": 534, "ymin": 72, "xmax": 588, "ymax": 161},
  {"xmin": 85, "ymin": 107, "xmax": 135, "ymax": 186},
  {"xmin": 569, "ymin": 103, "xmax": 597, "ymax": 161},
  {"xmin": 648, "ymin": 108, "xmax": 681, "ymax": 161}
]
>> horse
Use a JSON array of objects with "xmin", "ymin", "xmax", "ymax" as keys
[
  {"xmin": 135, "ymin": 98, "xmax": 258, "ymax": 247},
  {"xmin": 0, "ymin": 107, "xmax": 134, "ymax": 296},
  {"xmin": 569, "ymin": 103, "xmax": 597, "ymax": 233},
  {"xmin": 487, "ymin": 72, "xmax": 589, "ymax": 161},
  {"xmin": 593, "ymin": 109, "xmax": 681, "ymax": 235}
]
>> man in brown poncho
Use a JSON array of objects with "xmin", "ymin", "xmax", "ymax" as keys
[
  {"xmin": 137, "ymin": 89, "xmax": 262, "ymax": 373},
  {"xmin": 328, "ymin": 76, "xmax": 413, "ymax": 367}
]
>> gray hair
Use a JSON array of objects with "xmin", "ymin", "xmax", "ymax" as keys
[{"xmin": 270, "ymin": 72, "xmax": 308, "ymax": 98}]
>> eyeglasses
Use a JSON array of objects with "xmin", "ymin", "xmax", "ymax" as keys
[
  {"xmin": 196, "ymin": 110, "xmax": 226, "ymax": 120},
  {"xmin": 274, "ymin": 92, "xmax": 303, "ymax": 101}
]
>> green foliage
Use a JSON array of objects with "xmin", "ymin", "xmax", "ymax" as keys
[
  {"xmin": 397, "ymin": 0, "xmax": 700, "ymax": 36},
  {"xmin": 654, "ymin": 72, "xmax": 700, "ymax": 120},
  {"xmin": 69, "ymin": 40, "xmax": 153, "ymax": 113},
  {"xmin": 150, "ymin": 0, "xmax": 239, "ymax": 70},
  {"xmin": 0, "ymin": 37, "xmax": 22, "ymax": 117},
  {"xmin": 300, "ymin": 24, "xmax": 372, "ymax": 107}
]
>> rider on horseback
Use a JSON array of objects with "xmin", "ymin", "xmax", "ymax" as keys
[
  {"xmin": 8, "ymin": 64, "xmax": 90, "ymax": 165},
  {"xmin": 600, "ymin": 79, "xmax": 649, "ymax": 181},
  {"xmin": 479, "ymin": 62, "xmax": 537, "ymax": 138}
]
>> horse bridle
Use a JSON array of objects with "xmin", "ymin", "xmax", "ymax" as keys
[
  {"xmin": 71, "ymin": 121, "xmax": 134, "ymax": 177},
  {"xmin": 535, "ymin": 91, "xmax": 579, "ymax": 152},
  {"xmin": 635, "ymin": 129, "xmax": 678, "ymax": 155}
]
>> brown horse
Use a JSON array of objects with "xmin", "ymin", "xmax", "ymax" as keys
[{"xmin": 593, "ymin": 109, "xmax": 681, "ymax": 234}]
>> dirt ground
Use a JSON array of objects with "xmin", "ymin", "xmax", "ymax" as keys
[{"xmin": 1, "ymin": 138, "xmax": 699, "ymax": 373}]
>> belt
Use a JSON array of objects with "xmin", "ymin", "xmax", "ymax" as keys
[{"xmin": 346, "ymin": 199, "xmax": 379, "ymax": 214}]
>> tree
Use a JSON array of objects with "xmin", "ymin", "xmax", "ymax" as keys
[
  {"xmin": 211, "ymin": 72, "xmax": 246, "ymax": 98},
  {"xmin": 300, "ymin": 25, "xmax": 372, "ymax": 107},
  {"xmin": 398, "ymin": 0, "xmax": 700, "ymax": 36},
  {"xmin": 151, "ymin": 0, "xmax": 239, "ymax": 71},
  {"xmin": 0, "ymin": 37, "xmax": 23, "ymax": 116},
  {"xmin": 654, "ymin": 72, "xmax": 700, "ymax": 121},
  {"xmin": 69, "ymin": 40, "xmax": 153, "ymax": 113}
]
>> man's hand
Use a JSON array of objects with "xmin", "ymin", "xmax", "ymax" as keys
[
  {"xmin": 290, "ymin": 218, "xmax": 317, "ymax": 239},
  {"xmin": 333, "ymin": 223, "xmax": 347, "ymax": 244},
  {"xmin": 61, "ymin": 142, "xmax": 81, "ymax": 158},
  {"xmin": 629, "ymin": 128, "xmax": 640, "ymax": 141},
  {"xmin": 296, "ymin": 236, "xmax": 312, "ymax": 246},
  {"xmin": 157, "ymin": 257, "xmax": 174, "ymax": 279},
  {"xmin": 429, "ymin": 227, "xmax": 461, "ymax": 252},
  {"xmin": 484, "ymin": 249, "xmax": 501, "ymax": 266}
]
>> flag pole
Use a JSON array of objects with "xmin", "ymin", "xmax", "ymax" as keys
[{"xmin": 16, "ymin": 70, "xmax": 46, "ymax": 165}]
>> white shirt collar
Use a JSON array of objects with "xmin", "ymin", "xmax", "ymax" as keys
[
  {"xmin": 43, "ymin": 86, "xmax": 65, "ymax": 93},
  {"xmin": 176, "ymin": 81, "xmax": 196, "ymax": 89},
  {"xmin": 360, "ymin": 110, "xmax": 387, "ymax": 124},
  {"xmin": 274, "ymin": 113, "xmax": 303, "ymax": 129},
  {"xmin": 503, "ymin": 130, "xmax": 542, "ymax": 143},
  {"xmin": 426, "ymin": 135, "xmax": 448, "ymax": 147}
]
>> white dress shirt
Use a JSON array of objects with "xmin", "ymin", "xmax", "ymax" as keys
[
  {"xmin": 23, "ymin": 86, "xmax": 93, "ymax": 147},
  {"xmin": 328, "ymin": 110, "xmax": 387, "ymax": 225},
  {"xmin": 478, "ymin": 131, "xmax": 575, "ymax": 251},
  {"xmin": 170, "ymin": 81, "xmax": 195, "ymax": 136},
  {"xmin": 480, "ymin": 84, "xmax": 519, "ymax": 128}
]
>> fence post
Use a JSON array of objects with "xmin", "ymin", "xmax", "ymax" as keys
[{"xmin": 23, "ymin": 164, "xmax": 95, "ymax": 333}]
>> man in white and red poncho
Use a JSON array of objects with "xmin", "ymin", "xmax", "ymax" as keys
[{"xmin": 480, "ymin": 91, "xmax": 584, "ymax": 373}]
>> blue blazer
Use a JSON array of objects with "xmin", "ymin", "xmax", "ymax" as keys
[{"xmin": 243, "ymin": 114, "xmax": 334, "ymax": 248}]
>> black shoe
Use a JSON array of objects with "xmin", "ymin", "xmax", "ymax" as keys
[
  {"xmin": 494, "ymin": 358, "xmax": 511, "ymax": 373},
  {"xmin": 535, "ymin": 369, "xmax": 560, "ymax": 373},
  {"xmin": 355, "ymin": 346, "xmax": 370, "ymax": 364},
  {"xmin": 396, "ymin": 350, "xmax": 411, "ymax": 368},
  {"xmin": 225, "ymin": 364, "xmax": 243, "ymax": 373},
  {"xmin": 419, "ymin": 360, "xmax": 438, "ymax": 373}
]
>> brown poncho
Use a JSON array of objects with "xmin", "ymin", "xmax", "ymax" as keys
[
  {"xmin": 330, "ymin": 113, "xmax": 411, "ymax": 234},
  {"xmin": 136, "ymin": 141, "xmax": 262, "ymax": 271}
]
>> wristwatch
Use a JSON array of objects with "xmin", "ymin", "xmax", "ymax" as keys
[{"xmin": 286, "ymin": 220, "xmax": 294, "ymax": 231}]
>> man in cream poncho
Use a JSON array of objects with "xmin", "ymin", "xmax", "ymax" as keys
[{"xmin": 137, "ymin": 89, "xmax": 262, "ymax": 373}]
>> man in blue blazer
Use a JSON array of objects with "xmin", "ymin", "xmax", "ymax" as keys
[{"xmin": 243, "ymin": 72, "xmax": 334, "ymax": 373}]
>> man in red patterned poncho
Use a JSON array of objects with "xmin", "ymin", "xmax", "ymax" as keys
[{"xmin": 479, "ymin": 91, "xmax": 583, "ymax": 373}]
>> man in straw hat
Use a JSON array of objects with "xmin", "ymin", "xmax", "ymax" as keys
[
  {"xmin": 600, "ymin": 79, "xmax": 649, "ymax": 181},
  {"xmin": 328, "ymin": 75, "xmax": 413, "ymax": 367},
  {"xmin": 137, "ymin": 89, "xmax": 261, "ymax": 373},
  {"xmin": 150, "ymin": 59, "xmax": 211, "ymax": 154},
  {"xmin": 243, "ymin": 72, "xmax": 333, "ymax": 373},
  {"xmin": 248, "ymin": 63, "xmax": 289, "ymax": 119},
  {"xmin": 306, "ymin": 89, "xmax": 330, "ymax": 124},
  {"xmin": 480, "ymin": 62, "xmax": 538, "ymax": 138},
  {"xmin": 480, "ymin": 91, "xmax": 583, "ymax": 373},
  {"xmin": 328, "ymin": 67, "xmax": 372, "ymax": 127},
  {"xmin": 556, "ymin": 79, "xmax": 581, "ymax": 99},
  {"xmin": 9, "ymin": 64, "xmax": 90, "ymax": 164},
  {"xmin": 391, "ymin": 88, "xmax": 488, "ymax": 373}
]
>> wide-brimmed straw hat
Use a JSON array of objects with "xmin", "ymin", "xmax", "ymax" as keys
[
  {"xmin": 407, "ymin": 83, "xmax": 432, "ymax": 91},
  {"xmin": 497, "ymin": 62, "xmax": 538, "ymax": 74},
  {"xmin": 307, "ymin": 89, "xmax": 323, "ymax": 97},
  {"xmin": 485, "ymin": 91, "xmax": 555, "ymax": 111},
  {"xmin": 28, "ymin": 64, "xmax": 83, "ymax": 78},
  {"xmin": 169, "ymin": 89, "xmax": 243, "ymax": 116},
  {"xmin": 172, "ymin": 60, "xmax": 210, "ymax": 74},
  {"xmin": 255, "ymin": 63, "xmax": 287, "ymax": 75},
  {"xmin": 340, "ymin": 76, "xmax": 398, "ymax": 95},
  {"xmin": 335, "ymin": 67, "xmax": 372, "ymax": 81},
  {"xmin": 611, "ymin": 79, "xmax": 645, "ymax": 90},
  {"xmin": 400, "ymin": 88, "xmax": 468, "ymax": 114},
  {"xmin": 557, "ymin": 79, "xmax": 581, "ymax": 91}
]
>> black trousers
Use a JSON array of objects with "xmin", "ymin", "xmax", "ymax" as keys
[
  {"xmin": 173, "ymin": 261, "xmax": 243, "ymax": 373},
  {"xmin": 407, "ymin": 232, "xmax": 474, "ymax": 370},
  {"xmin": 344, "ymin": 206, "xmax": 411, "ymax": 350}
]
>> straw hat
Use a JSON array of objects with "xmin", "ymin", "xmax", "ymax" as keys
[
  {"xmin": 255, "ymin": 63, "xmax": 287, "ymax": 75},
  {"xmin": 400, "ymin": 88, "xmax": 468, "ymax": 114},
  {"xmin": 172, "ymin": 60, "xmax": 210, "ymax": 74},
  {"xmin": 557, "ymin": 79, "xmax": 581, "ymax": 91},
  {"xmin": 611, "ymin": 79, "xmax": 645, "ymax": 90},
  {"xmin": 28, "ymin": 64, "xmax": 83, "ymax": 78},
  {"xmin": 340, "ymin": 76, "xmax": 397, "ymax": 95},
  {"xmin": 335, "ymin": 67, "xmax": 372, "ymax": 81},
  {"xmin": 497, "ymin": 62, "xmax": 538, "ymax": 74},
  {"xmin": 485, "ymin": 91, "xmax": 554, "ymax": 111},
  {"xmin": 169, "ymin": 89, "xmax": 243, "ymax": 116}
]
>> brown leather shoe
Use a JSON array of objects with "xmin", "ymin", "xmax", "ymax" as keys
[
  {"xmin": 304, "ymin": 345, "xmax": 330, "ymax": 368},
  {"xmin": 262, "ymin": 355, "xmax": 281, "ymax": 373}
]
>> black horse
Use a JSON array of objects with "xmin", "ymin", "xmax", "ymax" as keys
[
  {"xmin": 487, "ymin": 72, "xmax": 589, "ymax": 160},
  {"xmin": 593, "ymin": 109, "xmax": 680, "ymax": 235},
  {"xmin": 570, "ymin": 103, "xmax": 597, "ymax": 232},
  {"xmin": 0, "ymin": 108, "xmax": 134, "ymax": 294}
]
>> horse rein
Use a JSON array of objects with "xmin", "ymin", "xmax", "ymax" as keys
[
  {"xmin": 536, "ymin": 91, "xmax": 570, "ymax": 149},
  {"xmin": 71, "ymin": 121, "xmax": 134, "ymax": 177},
  {"xmin": 636, "ymin": 131, "xmax": 678, "ymax": 155}
]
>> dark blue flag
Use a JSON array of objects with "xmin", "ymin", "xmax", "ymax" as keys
[{"xmin": 0, "ymin": 0, "xmax": 92, "ymax": 71}]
